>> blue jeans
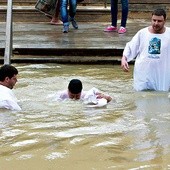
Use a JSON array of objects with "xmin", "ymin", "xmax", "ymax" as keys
[
  {"xmin": 111, "ymin": 0, "xmax": 129, "ymax": 27},
  {"xmin": 60, "ymin": 0, "xmax": 77, "ymax": 26}
]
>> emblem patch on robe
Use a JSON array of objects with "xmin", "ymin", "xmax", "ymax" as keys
[{"xmin": 148, "ymin": 37, "xmax": 161, "ymax": 55}]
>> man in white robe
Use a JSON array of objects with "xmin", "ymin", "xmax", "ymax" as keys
[
  {"xmin": 0, "ymin": 65, "xmax": 21, "ymax": 111},
  {"xmin": 121, "ymin": 8, "xmax": 170, "ymax": 91}
]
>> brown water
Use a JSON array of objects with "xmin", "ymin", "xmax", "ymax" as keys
[{"xmin": 0, "ymin": 64, "xmax": 170, "ymax": 170}]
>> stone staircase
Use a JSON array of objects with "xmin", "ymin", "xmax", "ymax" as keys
[
  {"xmin": 0, "ymin": 0, "xmax": 170, "ymax": 64},
  {"xmin": 1, "ymin": 0, "xmax": 110, "ymax": 22}
]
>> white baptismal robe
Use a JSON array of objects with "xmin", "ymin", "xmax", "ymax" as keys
[
  {"xmin": 123, "ymin": 27, "xmax": 170, "ymax": 91},
  {"xmin": 0, "ymin": 85, "xmax": 21, "ymax": 111},
  {"xmin": 52, "ymin": 87, "xmax": 108, "ymax": 107},
  {"xmin": 83, "ymin": 87, "xmax": 107, "ymax": 107}
]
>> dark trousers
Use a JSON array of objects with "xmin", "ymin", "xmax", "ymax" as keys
[{"xmin": 111, "ymin": 0, "xmax": 129, "ymax": 27}]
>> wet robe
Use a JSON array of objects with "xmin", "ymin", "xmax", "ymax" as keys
[
  {"xmin": 123, "ymin": 27, "xmax": 170, "ymax": 91},
  {"xmin": 0, "ymin": 85, "xmax": 21, "ymax": 111}
]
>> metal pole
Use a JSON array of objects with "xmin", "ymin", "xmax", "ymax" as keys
[{"xmin": 4, "ymin": 0, "xmax": 13, "ymax": 64}]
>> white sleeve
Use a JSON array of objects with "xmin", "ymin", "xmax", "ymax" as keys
[
  {"xmin": 123, "ymin": 30, "xmax": 141, "ymax": 62},
  {"xmin": 0, "ymin": 100, "xmax": 21, "ymax": 111},
  {"xmin": 54, "ymin": 92, "xmax": 63, "ymax": 101},
  {"xmin": 50, "ymin": 90, "xmax": 68, "ymax": 101},
  {"xmin": 83, "ymin": 87, "xmax": 100, "ymax": 104}
]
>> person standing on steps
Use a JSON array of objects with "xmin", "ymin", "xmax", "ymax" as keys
[
  {"xmin": 104, "ymin": 0, "xmax": 129, "ymax": 34},
  {"xmin": 60, "ymin": 0, "xmax": 78, "ymax": 33},
  {"xmin": 37, "ymin": 0, "xmax": 62, "ymax": 24},
  {"xmin": 50, "ymin": 0, "xmax": 63, "ymax": 25}
]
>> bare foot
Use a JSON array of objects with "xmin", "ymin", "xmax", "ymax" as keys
[{"xmin": 50, "ymin": 20, "xmax": 63, "ymax": 25}]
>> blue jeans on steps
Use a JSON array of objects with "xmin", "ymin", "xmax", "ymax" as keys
[{"xmin": 60, "ymin": 0, "xmax": 77, "ymax": 26}]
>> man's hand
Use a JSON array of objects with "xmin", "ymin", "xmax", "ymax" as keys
[
  {"xmin": 96, "ymin": 93, "xmax": 112, "ymax": 103},
  {"xmin": 121, "ymin": 56, "xmax": 129, "ymax": 72}
]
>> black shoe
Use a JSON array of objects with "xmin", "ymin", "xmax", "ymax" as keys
[
  {"xmin": 63, "ymin": 25, "xmax": 69, "ymax": 33},
  {"xmin": 71, "ymin": 19, "xmax": 78, "ymax": 29}
]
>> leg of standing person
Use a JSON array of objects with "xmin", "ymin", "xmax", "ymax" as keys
[
  {"xmin": 60, "ymin": 0, "xmax": 69, "ymax": 33},
  {"xmin": 118, "ymin": 0, "xmax": 128, "ymax": 34},
  {"xmin": 104, "ymin": 0, "xmax": 118, "ymax": 32},
  {"xmin": 69, "ymin": 0, "xmax": 78, "ymax": 29},
  {"xmin": 60, "ymin": 0, "xmax": 78, "ymax": 33},
  {"xmin": 111, "ymin": 0, "xmax": 118, "ymax": 28},
  {"xmin": 51, "ymin": 0, "xmax": 63, "ymax": 25}
]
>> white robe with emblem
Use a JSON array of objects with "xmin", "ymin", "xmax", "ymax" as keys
[{"xmin": 123, "ymin": 27, "xmax": 170, "ymax": 91}]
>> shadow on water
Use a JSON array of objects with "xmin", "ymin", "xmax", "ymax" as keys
[{"xmin": 0, "ymin": 64, "xmax": 170, "ymax": 170}]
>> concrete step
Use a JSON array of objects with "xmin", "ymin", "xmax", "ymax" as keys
[
  {"xmin": 1, "ymin": 18, "xmax": 170, "ymax": 64},
  {"xmin": 0, "ymin": 21, "xmax": 147, "ymax": 64},
  {"xmin": 0, "ymin": 6, "xmax": 111, "ymax": 22},
  {"xmin": 1, "ymin": 3, "xmax": 170, "ymax": 23},
  {"xmin": 1, "ymin": 0, "xmax": 107, "ymax": 6},
  {"xmin": 0, "ymin": 55, "xmax": 122, "ymax": 65}
]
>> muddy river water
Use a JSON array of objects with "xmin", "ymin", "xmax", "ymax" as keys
[{"xmin": 0, "ymin": 64, "xmax": 170, "ymax": 170}]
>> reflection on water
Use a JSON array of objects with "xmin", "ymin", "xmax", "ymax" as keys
[{"xmin": 0, "ymin": 64, "xmax": 170, "ymax": 170}]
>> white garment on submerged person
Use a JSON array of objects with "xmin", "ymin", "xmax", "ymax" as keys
[
  {"xmin": 123, "ymin": 27, "xmax": 170, "ymax": 91},
  {"xmin": 83, "ymin": 87, "xmax": 107, "ymax": 107},
  {"xmin": 0, "ymin": 85, "xmax": 21, "ymax": 111},
  {"xmin": 52, "ymin": 87, "xmax": 108, "ymax": 107},
  {"xmin": 52, "ymin": 89, "xmax": 86, "ymax": 101}
]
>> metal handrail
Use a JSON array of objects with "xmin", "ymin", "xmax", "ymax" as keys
[{"xmin": 4, "ymin": 0, "xmax": 13, "ymax": 64}]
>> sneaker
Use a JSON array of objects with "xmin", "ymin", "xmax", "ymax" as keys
[
  {"xmin": 118, "ymin": 27, "xmax": 127, "ymax": 34},
  {"xmin": 70, "ymin": 19, "xmax": 78, "ymax": 29},
  {"xmin": 63, "ymin": 25, "xmax": 69, "ymax": 33},
  {"xmin": 104, "ymin": 26, "xmax": 117, "ymax": 32}
]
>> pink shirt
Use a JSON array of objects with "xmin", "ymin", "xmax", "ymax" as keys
[{"xmin": 54, "ymin": 90, "xmax": 86, "ymax": 101}]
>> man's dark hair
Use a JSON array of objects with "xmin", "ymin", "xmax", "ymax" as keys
[
  {"xmin": 68, "ymin": 79, "xmax": 83, "ymax": 94},
  {"xmin": 152, "ymin": 8, "xmax": 166, "ymax": 20},
  {"xmin": 0, "ymin": 64, "xmax": 18, "ymax": 81}
]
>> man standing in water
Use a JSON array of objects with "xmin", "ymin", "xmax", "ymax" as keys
[
  {"xmin": 121, "ymin": 8, "xmax": 170, "ymax": 91},
  {"xmin": 0, "ymin": 64, "xmax": 21, "ymax": 111}
]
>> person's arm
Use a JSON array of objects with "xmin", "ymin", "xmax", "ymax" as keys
[
  {"xmin": 84, "ymin": 87, "xmax": 112, "ymax": 104},
  {"xmin": 96, "ymin": 92, "xmax": 112, "ymax": 103},
  {"xmin": 0, "ymin": 99, "xmax": 21, "ymax": 111},
  {"xmin": 121, "ymin": 29, "xmax": 142, "ymax": 72}
]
